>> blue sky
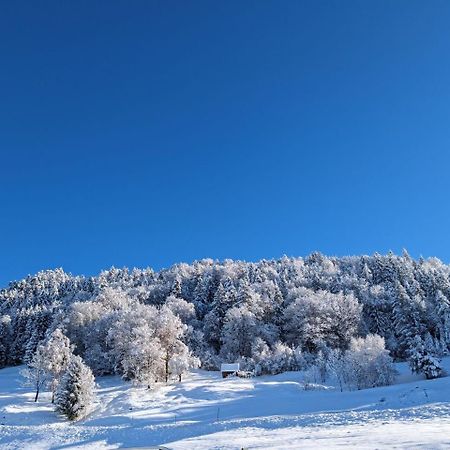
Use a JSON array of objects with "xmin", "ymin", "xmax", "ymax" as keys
[{"xmin": 1, "ymin": 1, "xmax": 450, "ymax": 286}]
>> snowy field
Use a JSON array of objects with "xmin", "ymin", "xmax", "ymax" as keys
[{"xmin": 2, "ymin": 359, "xmax": 450, "ymax": 449}]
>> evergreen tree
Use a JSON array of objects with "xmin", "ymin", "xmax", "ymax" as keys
[
  {"xmin": 23, "ymin": 308, "xmax": 52, "ymax": 364},
  {"xmin": 392, "ymin": 281, "xmax": 424, "ymax": 358},
  {"xmin": 408, "ymin": 335, "xmax": 442, "ymax": 379},
  {"xmin": 0, "ymin": 315, "xmax": 12, "ymax": 368},
  {"xmin": 55, "ymin": 355, "xmax": 95, "ymax": 421}
]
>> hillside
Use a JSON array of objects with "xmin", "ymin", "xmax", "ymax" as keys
[
  {"xmin": 1, "ymin": 358, "xmax": 450, "ymax": 449},
  {"xmin": 2, "ymin": 253, "xmax": 450, "ymax": 382}
]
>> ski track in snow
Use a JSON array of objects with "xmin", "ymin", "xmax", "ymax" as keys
[{"xmin": 1, "ymin": 360, "xmax": 450, "ymax": 449}]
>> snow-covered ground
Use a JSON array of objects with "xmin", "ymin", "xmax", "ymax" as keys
[{"xmin": 2, "ymin": 359, "xmax": 450, "ymax": 449}]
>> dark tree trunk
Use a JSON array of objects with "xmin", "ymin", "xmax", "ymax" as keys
[
  {"xmin": 165, "ymin": 353, "xmax": 169, "ymax": 383},
  {"xmin": 34, "ymin": 388, "xmax": 39, "ymax": 402}
]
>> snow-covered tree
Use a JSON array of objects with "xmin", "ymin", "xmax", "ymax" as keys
[
  {"xmin": 392, "ymin": 281, "xmax": 424, "ymax": 358},
  {"xmin": 107, "ymin": 304, "xmax": 164, "ymax": 384},
  {"xmin": 55, "ymin": 355, "xmax": 95, "ymax": 421},
  {"xmin": 169, "ymin": 349, "xmax": 200, "ymax": 382},
  {"xmin": 157, "ymin": 307, "xmax": 189, "ymax": 382},
  {"xmin": 23, "ymin": 307, "xmax": 52, "ymax": 364},
  {"xmin": 40, "ymin": 329, "xmax": 73, "ymax": 402},
  {"xmin": 220, "ymin": 306, "xmax": 258, "ymax": 360},
  {"xmin": 408, "ymin": 335, "xmax": 442, "ymax": 379},
  {"xmin": 165, "ymin": 295, "xmax": 196, "ymax": 324},
  {"xmin": 0, "ymin": 315, "xmax": 12, "ymax": 368},
  {"xmin": 283, "ymin": 289, "xmax": 361, "ymax": 352},
  {"xmin": 250, "ymin": 339, "xmax": 298, "ymax": 375},
  {"xmin": 344, "ymin": 334, "xmax": 396, "ymax": 390},
  {"xmin": 121, "ymin": 338, "xmax": 164, "ymax": 387},
  {"xmin": 21, "ymin": 345, "xmax": 49, "ymax": 402},
  {"xmin": 326, "ymin": 348, "xmax": 346, "ymax": 392}
]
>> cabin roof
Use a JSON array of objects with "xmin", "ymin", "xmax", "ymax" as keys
[{"xmin": 221, "ymin": 363, "xmax": 240, "ymax": 372}]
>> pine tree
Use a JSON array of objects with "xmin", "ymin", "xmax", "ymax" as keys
[
  {"xmin": 170, "ymin": 278, "xmax": 182, "ymax": 297},
  {"xmin": 0, "ymin": 315, "xmax": 12, "ymax": 368},
  {"xmin": 392, "ymin": 281, "xmax": 423, "ymax": 358},
  {"xmin": 435, "ymin": 290, "xmax": 450, "ymax": 350},
  {"xmin": 23, "ymin": 308, "xmax": 52, "ymax": 364},
  {"xmin": 55, "ymin": 355, "xmax": 95, "ymax": 421},
  {"xmin": 408, "ymin": 335, "xmax": 442, "ymax": 379}
]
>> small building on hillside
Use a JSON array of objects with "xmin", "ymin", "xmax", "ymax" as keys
[{"xmin": 221, "ymin": 363, "xmax": 240, "ymax": 378}]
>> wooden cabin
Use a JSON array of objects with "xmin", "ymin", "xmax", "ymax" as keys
[{"xmin": 221, "ymin": 363, "xmax": 240, "ymax": 378}]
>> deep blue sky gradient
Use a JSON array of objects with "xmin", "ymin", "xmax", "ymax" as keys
[{"xmin": 1, "ymin": 1, "xmax": 450, "ymax": 286}]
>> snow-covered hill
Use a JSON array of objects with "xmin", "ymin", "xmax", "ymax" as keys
[{"xmin": 2, "ymin": 359, "xmax": 450, "ymax": 449}]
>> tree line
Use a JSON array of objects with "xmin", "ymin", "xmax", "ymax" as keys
[{"xmin": 0, "ymin": 251, "xmax": 448, "ymax": 406}]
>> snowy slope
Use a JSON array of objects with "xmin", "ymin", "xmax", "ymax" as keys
[{"xmin": 1, "ymin": 359, "xmax": 450, "ymax": 449}]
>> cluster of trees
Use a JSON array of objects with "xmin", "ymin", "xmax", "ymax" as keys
[
  {"xmin": 65, "ymin": 288, "xmax": 200, "ymax": 385},
  {"xmin": 302, "ymin": 334, "xmax": 397, "ymax": 391},
  {"xmin": 22, "ymin": 328, "xmax": 95, "ymax": 420},
  {"xmin": 1, "ymin": 251, "xmax": 448, "ymax": 397}
]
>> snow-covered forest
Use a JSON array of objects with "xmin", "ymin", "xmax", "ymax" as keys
[{"xmin": 1, "ymin": 252, "xmax": 448, "ymax": 391}]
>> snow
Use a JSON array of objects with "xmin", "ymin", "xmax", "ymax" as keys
[
  {"xmin": 1, "ymin": 358, "xmax": 450, "ymax": 449},
  {"xmin": 220, "ymin": 363, "xmax": 239, "ymax": 372}
]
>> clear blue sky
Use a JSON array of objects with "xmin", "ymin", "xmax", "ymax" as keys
[{"xmin": 1, "ymin": 1, "xmax": 450, "ymax": 286}]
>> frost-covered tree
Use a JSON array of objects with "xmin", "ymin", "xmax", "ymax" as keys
[
  {"xmin": 408, "ymin": 335, "xmax": 442, "ymax": 379},
  {"xmin": 0, "ymin": 315, "xmax": 12, "ymax": 368},
  {"xmin": 21, "ymin": 345, "xmax": 49, "ymax": 402},
  {"xmin": 169, "ymin": 349, "xmax": 200, "ymax": 382},
  {"xmin": 105, "ymin": 303, "xmax": 191, "ymax": 386},
  {"xmin": 326, "ymin": 348, "xmax": 346, "ymax": 392},
  {"xmin": 40, "ymin": 329, "xmax": 73, "ymax": 402},
  {"xmin": 165, "ymin": 295, "xmax": 196, "ymax": 324},
  {"xmin": 434, "ymin": 290, "xmax": 450, "ymax": 350},
  {"xmin": 122, "ymin": 338, "xmax": 163, "ymax": 387},
  {"xmin": 21, "ymin": 329, "xmax": 73, "ymax": 402},
  {"xmin": 266, "ymin": 342, "xmax": 296, "ymax": 374},
  {"xmin": 250, "ymin": 339, "xmax": 300, "ymax": 375},
  {"xmin": 283, "ymin": 289, "xmax": 361, "ymax": 352},
  {"xmin": 107, "ymin": 304, "xmax": 164, "ymax": 384},
  {"xmin": 203, "ymin": 279, "xmax": 237, "ymax": 351},
  {"xmin": 23, "ymin": 307, "xmax": 52, "ymax": 364},
  {"xmin": 344, "ymin": 334, "xmax": 396, "ymax": 390},
  {"xmin": 220, "ymin": 306, "xmax": 258, "ymax": 360},
  {"xmin": 157, "ymin": 307, "xmax": 189, "ymax": 382},
  {"xmin": 55, "ymin": 355, "xmax": 95, "ymax": 421},
  {"xmin": 392, "ymin": 281, "xmax": 424, "ymax": 358}
]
